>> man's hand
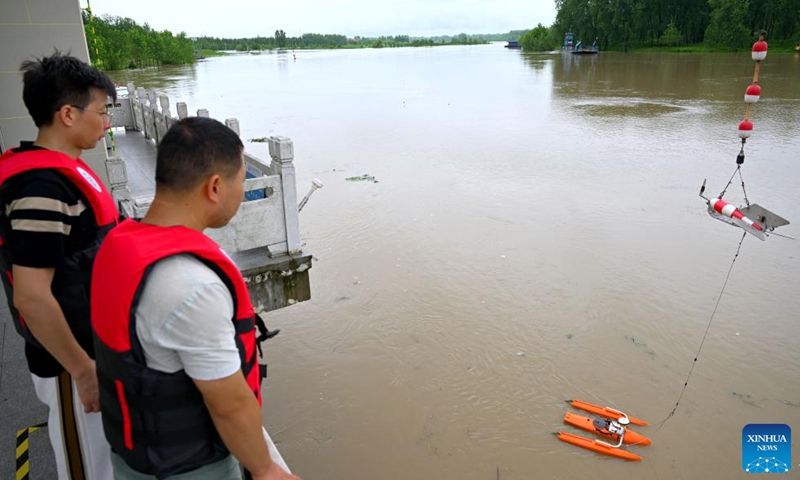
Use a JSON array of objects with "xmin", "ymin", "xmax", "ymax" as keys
[
  {"xmin": 251, "ymin": 462, "xmax": 302, "ymax": 480},
  {"xmin": 73, "ymin": 360, "xmax": 100, "ymax": 413}
]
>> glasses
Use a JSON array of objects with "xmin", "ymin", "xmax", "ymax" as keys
[{"xmin": 69, "ymin": 105, "xmax": 113, "ymax": 123}]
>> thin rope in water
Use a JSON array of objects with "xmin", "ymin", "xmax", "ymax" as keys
[{"xmin": 655, "ymin": 231, "xmax": 747, "ymax": 430}]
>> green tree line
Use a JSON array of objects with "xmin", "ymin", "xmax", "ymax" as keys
[
  {"xmin": 83, "ymin": 12, "xmax": 194, "ymax": 70},
  {"xmin": 193, "ymin": 31, "xmax": 488, "ymax": 51},
  {"xmin": 522, "ymin": 0, "xmax": 800, "ymax": 51},
  {"xmin": 194, "ymin": 31, "xmax": 349, "ymax": 51}
]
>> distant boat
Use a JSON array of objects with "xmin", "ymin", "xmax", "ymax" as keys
[
  {"xmin": 562, "ymin": 32, "xmax": 575, "ymax": 52},
  {"xmin": 249, "ymin": 50, "xmax": 262, "ymax": 55},
  {"xmin": 572, "ymin": 40, "xmax": 598, "ymax": 55},
  {"xmin": 563, "ymin": 32, "xmax": 598, "ymax": 54},
  {"xmin": 505, "ymin": 41, "xmax": 521, "ymax": 49}
]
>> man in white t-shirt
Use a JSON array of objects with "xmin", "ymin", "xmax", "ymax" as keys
[
  {"xmin": 136, "ymin": 255, "xmax": 241, "ymax": 384},
  {"xmin": 91, "ymin": 117, "xmax": 300, "ymax": 480}
]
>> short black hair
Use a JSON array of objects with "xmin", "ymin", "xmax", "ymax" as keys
[
  {"xmin": 156, "ymin": 117, "xmax": 244, "ymax": 192},
  {"xmin": 20, "ymin": 51, "xmax": 117, "ymax": 127}
]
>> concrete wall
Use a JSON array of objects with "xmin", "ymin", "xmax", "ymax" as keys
[{"xmin": 0, "ymin": 0, "xmax": 110, "ymax": 186}]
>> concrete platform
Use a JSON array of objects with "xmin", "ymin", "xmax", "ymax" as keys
[{"xmin": 109, "ymin": 128, "xmax": 157, "ymax": 198}]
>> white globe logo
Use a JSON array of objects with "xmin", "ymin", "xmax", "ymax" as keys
[{"xmin": 76, "ymin": 166, "xmax": 102, "ymax": 192}]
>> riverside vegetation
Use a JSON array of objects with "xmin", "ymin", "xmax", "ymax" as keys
[
  {"xmin": 520, "ymin": 0, "xmax": 800, "ymax": 52},
  {"xmin": 83, "ymin": 10, "xmax": 523, "ymax": 71}
]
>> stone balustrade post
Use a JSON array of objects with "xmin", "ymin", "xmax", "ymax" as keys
[
  {"xmin": 154, "ymin": 94, "xmax": 171, "ymax": 143},
  {"xmin": 176, "ymin": 102, "xmax": 188, "ymax": 119},
  {"xmin": 225, "ymin": 118, "xmax": 240, "ymax": 136},
  {"xmin": 197, "ymin": 109, "xmax": 209, "ymax": 118},
  {"xmin": 268, "ymin": 136, "xmax": 301, "ymax": 254},
  {"xmin": 159, "ymin": 94, "xmax": 171, "ymax": 118},
  {"xmin": 126, "ymin": 83, "xmax": 137, "ymax": 130},
  {"xmin": 136, "ymin": 87, "xmax": 146, "ymax": 134},
  {"xmin": 143, "ymin": 91, "xmax": 158, "ymax": 139}
]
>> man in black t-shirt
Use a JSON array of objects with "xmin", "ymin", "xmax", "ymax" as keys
[{"xmin": 0, "ymin": 52, "xmax": 118, "ymax": 480}]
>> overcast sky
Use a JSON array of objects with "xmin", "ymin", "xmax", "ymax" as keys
[{"xmin": 86, "ymin": 0, "xmax": 556, "ymax": 39}]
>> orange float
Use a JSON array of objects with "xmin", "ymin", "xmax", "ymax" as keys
[{"xmin": 557, "ymin": 399, "xmax": 651, "ymax": 461}]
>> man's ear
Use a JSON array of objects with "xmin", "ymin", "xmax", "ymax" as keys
[
  {"xmin": 206, "ymin": 174, "xmax": 222, "ymax": 203},
  {"xmin": 55, "ymin": 105, "xmax": 77, "ymax": 127}
]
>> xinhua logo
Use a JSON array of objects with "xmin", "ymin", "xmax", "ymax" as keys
[{"xmin": 742, "ymin": 424, "xmax": 791, "ymax": 473}]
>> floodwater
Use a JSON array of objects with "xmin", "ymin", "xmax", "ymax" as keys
[{"xmin": 111, "ymin": 45, "xmax": 800, "ymax": 479}]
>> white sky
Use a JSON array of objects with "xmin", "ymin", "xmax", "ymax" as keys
[{"xmin": 85, "ymin": 0, "xmax": 556, "ymax": 39}]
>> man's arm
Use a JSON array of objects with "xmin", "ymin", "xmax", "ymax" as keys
[
  {"xmin": 193, "ymin": 372, "xmax": 301, "ymax": 480},
  {"xmin": 12, "ymin": 265, "xmax": 98, "ymax": 412}
]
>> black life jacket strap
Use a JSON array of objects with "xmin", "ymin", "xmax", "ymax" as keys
[
  {"xmin": 254, "ymin": 313, "xmax": 279, "ymax": 358},
  {"xmin": 233, "ymin": 314, "xmax": 278, "ymax": 385},
  {"xmin": 242, "ymin": 349, "xmax": 257, "ymax": 378}
]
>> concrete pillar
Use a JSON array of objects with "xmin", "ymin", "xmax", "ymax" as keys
[
  {"xmin": 154, "ymin": 94, "xmax": 171, "ymax": 143},
  {"xmin": 143, "ymin": 91, "xmax": 158, "ymax": 139},
  {"xmin": 225, "ymin": 118, "xmax": 240, "ymax": 136},
  {"xmin": 135, "ymin": 87, "xmax": 147, "ymax": 134},
  {"xmin": 154, "ymin": 112, "xmax": 167, "ymax": 144},
  {"xmin": 147, "ymin": 91, "xmax": 158, "ymax": 111},
  {"xmin": 176, "ymin": 102, "xmax": 188, "ymax": 119},
  {"xmin": 126, "ymin": 83, "xmax": 137, "ymax": 130},
  {"xmin": 159, "ymin": 94, "xmax": 171, "ymax": 118},
  {"xmin": 197, "ymin": 109, "xmax": 210, "ymax": 118},
  {"xmin": 268, "ymin": 136, "xmax": 301, "ymax": 254}
]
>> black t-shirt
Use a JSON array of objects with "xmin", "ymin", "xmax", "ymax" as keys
[{"xmin": 1, "ymin": 142, "xmax": 100, "ymax": 377}]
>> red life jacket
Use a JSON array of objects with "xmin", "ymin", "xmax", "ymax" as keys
[
  {"xmin": 0, "ymin": 148, "xmax": 118, "ymax": 349},
  {"xmin": 92, "ymin": 219, "xmax": 269, "ymax": 478}
]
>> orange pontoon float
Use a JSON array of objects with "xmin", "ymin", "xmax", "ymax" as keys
[{"xmin": 556, "ymin": 399, "xmax": 651, "ymax": 461}]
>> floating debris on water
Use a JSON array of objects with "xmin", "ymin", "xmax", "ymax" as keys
[
  {"xmin": 732, "ymin": 391, "xmax": 761, "ymax": 408},
  {"xmin": 624, "ymin": 335, "xmax": 656, "ymax": 358},
  {"xmin": 575, "ymin": 101, "xmax": 684, "ymax": 118},
  {"xmin": 346, "ymin": 174, "xmax": 378, "ymax": 183}
]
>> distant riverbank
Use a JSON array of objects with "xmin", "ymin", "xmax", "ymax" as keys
[
  {"xmin": 198, "ymin": 40, "xmax": 489, "ymax": 56},
  {"xmin": 610, "ymin": 44, "xmax": 799, "ymax": 53}
]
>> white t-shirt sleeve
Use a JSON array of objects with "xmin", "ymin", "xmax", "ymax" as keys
[{"xmin": 135, "ymin": 254, "xmax": 242, "ymax": 381}]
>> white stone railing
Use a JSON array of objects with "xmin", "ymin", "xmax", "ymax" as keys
[{"xmin": 105, "ymin": 84, "xmax": 302, "ymax": 257}]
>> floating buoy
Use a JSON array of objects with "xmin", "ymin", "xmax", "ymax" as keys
[
  {"xmin": 744, "ymin": 84, "xmax": 761, "ymax": 103},
  {"xmin": 752, "ymin": 40, "xmax": 768, "ymax": 61},
  {"xmin": 738, "ymin": 119, "xmax": 753, "ymax": 139},
  {"xmin": 709, "ymin": 198, "xmax": 764, "ymax": 234}
]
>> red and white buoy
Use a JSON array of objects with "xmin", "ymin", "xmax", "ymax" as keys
[
  {"xmin": 708, "ymin": 198, "xmax": 766, "ymax": 240},
  {"xmin": 738, "ymin": 119, "xmax": 753, "ymax": 139},
  {"xmin": 752, "ymin": 40, "xmax": 768, "ymax": 61},
  {"xmin": 709, "ymin": 199, "xmax": 761, "ymax": 230},
  {"xmin": 744, "ymin": 84, "xmax": 761, "ymax": 103}
]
